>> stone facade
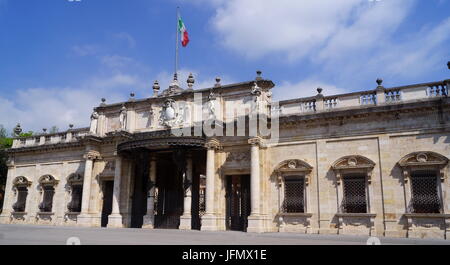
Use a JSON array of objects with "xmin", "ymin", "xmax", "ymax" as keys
[{"xmin": 1, "ymin": 73, "xmax": 449, "ymax": 239}]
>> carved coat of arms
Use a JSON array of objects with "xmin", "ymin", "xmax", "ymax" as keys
[{"xmin": 159, "ymin": 99, "xmax": 184, "ymax": 127}]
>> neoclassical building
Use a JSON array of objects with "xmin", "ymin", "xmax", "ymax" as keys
[{"xmin": 1, "ymin": 70, "xmax": 449, "ymax": 239}]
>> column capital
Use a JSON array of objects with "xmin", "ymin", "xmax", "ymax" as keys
[
  {"xmin": 205, "ymin": 138, "xmax": 221, "ymax": 150},
  {"xmin": 83, "ymin": 150, "xmax": 101, "ymax": 160},
  {"xmin": 248, "ymin": 137, "xmax": 263, "ymax": 147}
]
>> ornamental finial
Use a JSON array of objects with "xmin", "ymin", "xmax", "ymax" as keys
[
  {"xmin": 187, "ymin": 73, "xmax": 195, "ymax": 90},
  {"xmin": 215, "ymin": 77, "xmax": 221, "ymax": 87}
]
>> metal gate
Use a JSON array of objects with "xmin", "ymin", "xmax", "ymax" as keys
[
  {"xmin": 226, "ymin": 175, "xmax": 250, "ymax": 231},
  {"xmin": 154, "ymin": 183, "xmax": 184, "ymax": 229}
]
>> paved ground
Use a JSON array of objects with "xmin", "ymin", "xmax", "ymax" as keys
[{"xmin": 0, "ymin": 224, "xmax": 448, "ymax": 245}]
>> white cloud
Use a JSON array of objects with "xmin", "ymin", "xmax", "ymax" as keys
[
  {"xmin": 0, "ymin": 73, "xmax": 149, "ymax": 133},
  {"xmin": 210, "ymin": 0, "xmax": 364, "ymax": 60},
  {"xmin": 371, "ymin": 17, "xmax": 450, "ymax": 79},
  {"xmin": 317, "ymin": 0, "xmax": 415, "ymax": 61},
  {"xmin": 274, "ymin": 80, "xmax": 349, "ymax": 101},
  {"xmin": 113, "ymin": 32, "xmax": 136, "ymax": 48},
  {"xmin": 155, "ymin": 69, "xmax": 236, "ymax": 92},
  {"xmin": 100, "ymin": 55, "xmax": 135, "ymax": 69},
  {"xmin": 199, "ymin": 0, "xmax": 450, "ymax": 84},
  {"xmin": 71, "ymin": 44, "xmax": 99, "ymax": 56},
  {"xmin": 0, "ymin": 68, "xmax": 237, "ymax": 133}
]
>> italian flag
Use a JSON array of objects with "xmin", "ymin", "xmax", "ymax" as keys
[{"xmin": 178, "ymin": 16, "xmax": 189, "ymax": 47}]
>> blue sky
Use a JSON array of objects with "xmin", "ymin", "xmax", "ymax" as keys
[{"xmin": 0, "ymin": 0, "xmax": 449, "ymax": 132}]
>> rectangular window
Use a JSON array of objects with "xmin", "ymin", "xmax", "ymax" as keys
[
  {"xmin": 342, "ymin": 175, "xmax": 367, "ymax": 213},
  {"xmin": 14, "ymin": 187, "xmax": 28, "ymax": 212},
  {"xmin": 39, "ymin": 186, "xmax": 55, "ymax": 212},
  {"xmin": 68, "ymin": 185, "xmax": 83, "ymax": 213},
  {"xmin": 410, "ymin": 172, "xmax": 441, "ymax": 213},
  {"xmin": 282, "ymin": 177, "xmax": 305, "ymax": 213}
]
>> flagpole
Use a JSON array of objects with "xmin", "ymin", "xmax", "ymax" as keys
[{"xmin": 175, "ymin": 7, "xmax": 180, "ymax": 78}]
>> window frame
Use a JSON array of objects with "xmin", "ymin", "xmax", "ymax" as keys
[
  {"xmin": 341, "ymin": 174, "xmax": 369, "ymax": 214},
  {"xmin": 66, "ymin": 173, "xmax": 84, "ymax": 214},
  {"xmin": 281, "ymin": 175, "xmax": 306, "ymax": 213},
  {"xmin": 398, "ymin": 152, "xmax": 448, "ymax": 215},
  {"xmin": 37, "ymin": 175, "xmax": 59, "ymax": 214},
  {"xmin": 331, "ymin": 155, "xmax": 376, "ymax": 214},
  {"xmin": 12, "ymin": 176, "xmax": 32, "ymax": 213},
  {"xmin": 274, "ymin": 159, "xmax": 313, "ymax": 216}
]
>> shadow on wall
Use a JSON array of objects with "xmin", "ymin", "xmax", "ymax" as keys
[{"xmin": 0, "ymin": 184, "xmax": 4, "ymax": 214}]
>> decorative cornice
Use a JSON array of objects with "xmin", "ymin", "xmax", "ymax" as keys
[
  {"xmin": 274, "ymin": 159, "xmax": 314, "ymax": 186},
  {"xmin": 38, "ymin": 174, "xmax": 59, "ymax": 187},
  {"xmin": 12, "ymin": 176, "xmax": 32, "ymax": 187},
  {"xmin": 398, "ymin": 151, "xmax": 449, "ymax": 182},
  {"xmin": 332, "ymin": 155, "xmax": 376, "ymax": 184},
  {"xmin": 205, "ymin": 138, "xmax": 221, "ymax": 150},
  {"xmin": 248, "ymin": 137, "xmax": 263, "ymax": 146},
  {"xmin": 83, "ymin": 150, "xmax": 101, "ymax": 160}
]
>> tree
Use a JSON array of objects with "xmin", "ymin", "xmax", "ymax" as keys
[
  {"xmin": 49, "ymin": 126, "xmax": 59, "ymax": 134},
  {"xmin": 0, "ymin": 125, "xmax": 11, "ymax": 212},
  {"xmin": 0, "ymin": 125, "xmax": 11, "ymax": 184}
]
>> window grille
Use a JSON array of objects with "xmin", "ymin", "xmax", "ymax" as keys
[
  {"xmin": 282, "ymin": 177, "xmax": 305, "ymax": 213},
  {"xmin": 13, "ymin": 187, "xmax": 28, "ymax": 212},
  {"xmin": 67, "ymin": 185, "xmax": 83, "ymax": 213},
  {"xmin": 39, "ymin": 186, "xmax": 55, "ymax": 212},
  {"xmin": 409, "ymin": 172, "xmax": 441, "ymax": 213},
  {"xmin": 342, "ymin": 175, "xmax": 367, "ymax": 213},
  {"xmin": 199, "ymin": 187, "xmax": 206, "ymax": 216}
]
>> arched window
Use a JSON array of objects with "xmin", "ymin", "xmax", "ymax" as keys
[
  {"xmin": 332, "ymin": 155, "xmax": 375, "ymax": 214},
  {"xmin": 38, "ymin": 175, "xmax": 58, "ymax": 213},
  {"xmin": 67, "ymin": 173, "xmax": 83, "ymax": 213},
  {"xmin": 274, "ymin": 159, "xmax": 313, "ymax": 214},
  {"xmin": 398, "ymin": 152, "xmax": 449, "ymax": 214},
  {"xmin": 12, "ymin": 177, "xmax": 32, "ymax": 213}
]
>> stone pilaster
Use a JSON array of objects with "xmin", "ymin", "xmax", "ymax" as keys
[
  {"xmin": 247, "ymin": 137, "xmax": 265, "ymax": 233},
  {"xmin": 77, "ymin": 150, "xmax": 100, "ymax": 226},
  {"xmin": 180, "ymin": 153, "xmax": 193, "ymax": 230},
  {"xmin": 143, "ymin": 155, "xmax": 156, "ymax": 229},
  {"xmin": 108, "ymin": 156, "xmax": 124, "ymax": 228},
  {"xmin": 201, "ymin": 139, "xmax": 220, "ymax": 231},
  {"xmin": 0, "ymin": 165, "xmax": 15, "ymax": 223}
]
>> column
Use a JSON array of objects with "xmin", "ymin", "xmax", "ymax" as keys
[
  {"xmin": 143, "ymin": 155, "xmax": 156, "ymax": 228},
  {"xmin": 108, "ymin": 156, "xmax": 124, "ymax": 228},
  {"xmin": 0, "ymin": 165, "xmax": 15, "ymax": 223},
  {"xmin": 247, "ymin": 137, "xmax": 265, "ymax": 233},
  {"xmin": 179, "ymin": 153, "xmax": 193, "ymax": 230},
  {"xmin": 77, "ymin": 150, "xmax": 99, "ymax": 226},
  {"xmin": 201, "ymin": 139, "xmax": 220, "ymax": 231}
]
